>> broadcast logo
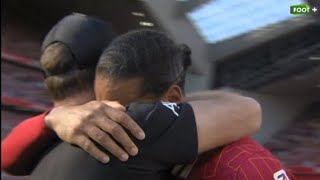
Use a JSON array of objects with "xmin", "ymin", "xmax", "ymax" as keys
[{"xmin": 290, "ymin": 4, "xmax": 318, "ymax": 15}]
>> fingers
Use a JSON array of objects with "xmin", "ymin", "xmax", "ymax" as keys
[
  {"xmin": 95, "ymin": 118, "xmax": 139, "ymax": 156},
  {"xmin": 104, "ymin": 107, "xmax": 145, "ymax": 140},
  {"xmin": 86, "ymin": 126, "xmax": 129, "ymax": 161},
  {"xmin": 101, "ymin": 101, "xmax": 126, "ymax": 111},
  {"xmin": 74, "ymin": 135, "xmax": 110, "ymax": 164}
]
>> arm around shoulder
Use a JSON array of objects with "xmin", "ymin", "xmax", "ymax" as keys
[{"xmin": 186, "ymin": 91, "xmax": 262, "ymax": 154}]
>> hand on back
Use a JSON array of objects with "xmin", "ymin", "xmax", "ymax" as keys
[{"xmin": 45, "ymin": 101, "xmax": 145, "ymax": 163}]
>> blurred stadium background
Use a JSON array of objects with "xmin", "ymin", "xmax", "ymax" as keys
[{"xmin": 1, "ymin": 0, "xmax": 320, "ymax": 179}]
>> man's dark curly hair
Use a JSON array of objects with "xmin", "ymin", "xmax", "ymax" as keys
[{"xmin": 96, "ymin": 29, "xmax": 192, "ymax": 97}]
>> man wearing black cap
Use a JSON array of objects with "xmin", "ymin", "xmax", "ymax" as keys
[
  {"xmin": 41, "ymin": 13, "xmax": 117, "ymax": 71},
  {"xmin": 2, "ymin": 13, "xmax": 146, "ymax": 173}
]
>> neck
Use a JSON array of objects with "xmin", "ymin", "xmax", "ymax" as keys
[{"xmin": 53, "ymin": 91, "xmax": 95, "ymax": 107}]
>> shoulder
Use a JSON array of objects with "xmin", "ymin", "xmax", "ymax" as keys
[
  {"xmin": 190, "ymin": 138, "xmax": 295, "ymax": 180},
  {"xmin": 221, "ymin": 137, "xmax": 270, "ymax": 165},
  {"xmin": 190, "ymin": 138, "xmax": 258, "ymax": 178},
  {"xmin": 220, "ymin": 138, "xmax": 294, "ymax": 180}
]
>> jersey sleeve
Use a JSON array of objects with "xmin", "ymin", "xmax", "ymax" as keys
[
  {"xmin": 127, "ymin": 102, "xmax": 198, "ymax": 165},
  {"xmin": 1, "ymin": 111, "xmax": 58, "ymax": 175}
]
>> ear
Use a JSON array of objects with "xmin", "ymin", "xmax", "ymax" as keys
[{"xmin": 162, "ymin": 85, "xmax": 183, "ymax": 103}]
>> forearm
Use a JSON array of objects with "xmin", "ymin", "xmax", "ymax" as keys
[
  {"xmin": 187, "ymin": 91, "xmax": 262, "ymax": 154},
  {"xmin": 184, "ymin": 90, "xmax": 240, "ymax": 102},
  {"xmin": 1, "ymin": 112, "xmax": 58, "ymax": 175}
]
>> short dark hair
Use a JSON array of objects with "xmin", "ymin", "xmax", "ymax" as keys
[{"xmin": 96, "ymin": 30, "xmax": 192, "ymax": 96}]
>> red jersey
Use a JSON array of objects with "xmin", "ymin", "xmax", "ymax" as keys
[
  {"xmin": 1, "ymin": 112, "xmax": 58, "ymax": 175},
  {"xmin": 187, "ymin": 137, "xmax": 295, "ymax": 180}
]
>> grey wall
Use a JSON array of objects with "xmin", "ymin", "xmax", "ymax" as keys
[
  {"xmin": 143, "ymin": 0, "xmax": 210, "ymax": 75},
  {"xmin": 185, "ymin": 72, "xmax": 212, "ymax": 92}
]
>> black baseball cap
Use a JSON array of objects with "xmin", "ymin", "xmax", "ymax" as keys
[{"xmin": 42, "ymin": 13, "xmax": 117, "ymax": 69}]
